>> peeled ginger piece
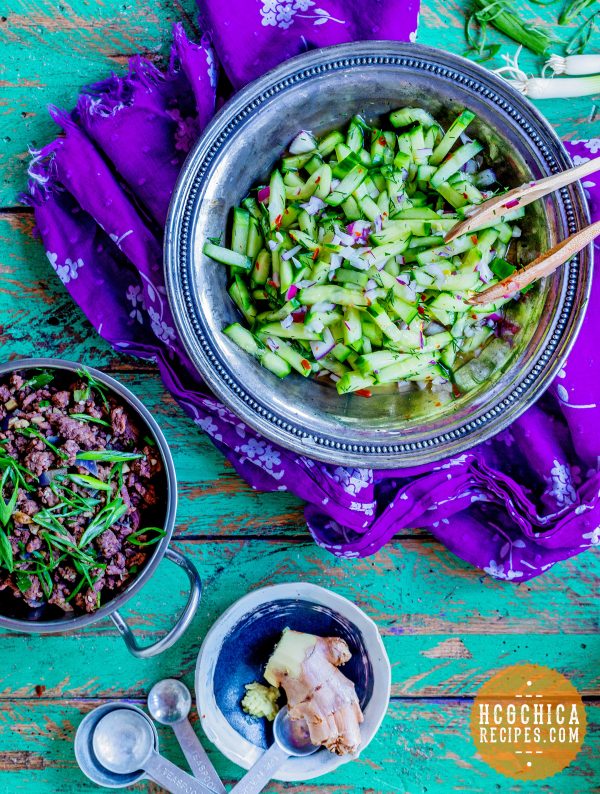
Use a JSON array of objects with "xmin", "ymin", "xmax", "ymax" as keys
[{"xmin": 264, "ymin": 628, "xmax": 364, "ymax": 755}]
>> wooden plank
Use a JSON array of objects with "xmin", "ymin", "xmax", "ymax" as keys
[
  {"xmin": 0, "ymin": 537, "xmax": 597, "ymax": 642},
  {"xmin": 0, "ymin": 698, "xmax": 596, "ymax": 792},
  {"xmin": 0, "ymin": 632, "xmax": 598, "ymax": 700},
  {"xmin": 0, "ymin": 0, "xmax": 199, "ymax": 206},
  {"xmin": 1, "ymin": 0, "xmax": 598, "ymax": 206},
  {"xmin": 0, "ymin": 700, "xmax": 598, "ymax": 794}
]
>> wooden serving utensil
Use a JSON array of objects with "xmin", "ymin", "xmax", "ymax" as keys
[
  {"xmin": 467, "ymin": 220, "xmax": 600, "ymax": 306},
  {"xmin": 445, "ymin": 156, "xmax": 600, "ymax": 243}
]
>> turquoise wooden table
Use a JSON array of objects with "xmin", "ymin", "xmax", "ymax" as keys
[{"xmin": 0, "ymin": 1, "xmax": 598, "ymax": 791}]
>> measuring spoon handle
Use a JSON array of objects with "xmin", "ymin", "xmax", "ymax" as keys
[
  {"xmin": 229, "ymin": 742, "xmax": 289, "ymax": 794},
  {"xmin": 145, "ymin": 751, "xmax": 215, "ymax": 794},
  {"xmin": 173, "ymin": 719, "xmax": 226, "ymax": 793}
]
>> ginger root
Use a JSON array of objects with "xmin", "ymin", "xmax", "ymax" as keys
[{"xmin": 264, "ymin": 628, "xmax": 363, "ymax": 755}]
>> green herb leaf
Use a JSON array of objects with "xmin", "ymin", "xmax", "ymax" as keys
[
  {"xmin": 0, "ymin": 530, "xmax": 14, "ymax": 572},
  {"xmin": 15, "ymin": 571, "xmax": 31, "ymax": 593},
  {"xmin": 565, "ymin": 11, "xmax": 598, "ymax": 55},
  {"xmin": 79, "ymin": 498, "xmax": 128, "ymax": 548},
  {"xmin": 68, "ymin": 473, "xmax": 112, "ymax": 492},
  {"xmin": 69, "ymin": 413, "xmax": 111, "ymax": 427},
  {"xmin": 126, "ymin": 526, "xmax": 167, "ymax": 547},
  {"xmin": 76, "ymin": 368, "xmax": 111, "ymax": 409},
  {"xmin": 76, "ymin": 450, "xmax": 143, "ymax": 462},
  {"xmin": 16, "ymin": 427, "xmax": 68, "ymax": 460},
  {"xmin": 0, "ymin": 467, "xmax": 18, "ymax": 527},
  {"xmin": 73, "ymin": 387, "xmax": 90, "ymax": 403},
  {"xmin": 23, "ymin": 371, "xmax": 55, "ymax": 390}
]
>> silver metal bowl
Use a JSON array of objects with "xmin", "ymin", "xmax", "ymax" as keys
[
  {"xmin": 0, "ymin": 358, "xmax": 201, "ymax": 658},
  {"xmin": 165, "ymin": 42, "xmax": 592, "ymax": 469}
]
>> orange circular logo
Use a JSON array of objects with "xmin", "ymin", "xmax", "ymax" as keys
[{"xmin": 470, "ymin": 664, "xmax": 586, "ymax": 781}]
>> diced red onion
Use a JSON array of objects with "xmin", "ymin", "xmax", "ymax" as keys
[
  {"xmin": 286, "ymin": 284, "xmax": 299, "ymax": 300},
  {"xmin": 281, "ymin": 245, "xmax": 302, "ymax": 261},
  {"xmin": 330, "ymin": 373, "xmax": 340, "ymax": 383},
  {"xmin": 265, "ymin": 337, "xmax": 279, "ymax": 352},
  {"xmin": 417, "ymin": 147, "xmax": 433, "ymax": 157},
  {"xmin": 292, "ymin": 308, "xmax": 307, "ymax": 322},
  {"xmin": 395, "ymin": 255, "xmax": 405, "ymax": 265},
  {"xmin": 426, "ymin": 321, "xmax": 446, "ymax": 335},
  {"xmin": 306, "ymin": 317, "xmax": 325, "ymax": 334},
  {"xmin": 329, "ymin": 253, "xmax": 343, "ymax": 270},
  {"xmin": 309, "ymin": 327, "xmax": 335, "ymax": 360},
  {"xmin": 310, "ymin": 301, "xmax": 336, "ymax": 314},
  {"xmin": 275, "ymin": 231, "xmax": 284, "ymax": 243},
  {"xmin": 512, "ymin": 227, "xmax": 522, "ymax": 238},
  {"xmin": 476, "ymin": 259, "xmax": 494, "ymax": 284},
  {"xmin": 300, "ymin": 196, "xmax": 326, "ymax": 215},
  {"xmin": 289, "ymin": 130, "xmax": 316, "ymax": 154},
  {"xmin": 295, "ymin": 279, "xmax": 316, "ymax": 289},
  {"xmin": 373, "ymin": 214, "xmax": 383, "ymax": 233},
  {"xmin": 280, "ymin": 314, "xmax": 294, "ymax": 329},
  {"xmin": 426, "ymin": 263, "xmax": 446, "ymax": 286},
  {"xmin": 346, "ymin": 220, "xmax": 371, "ymax": 244},
  {"xmin": 334, "ymin": 226, "xmax": 355, "ymax": 246},
  {"xmin": 367, "ymin": 182, "xmax": 379, "ymax": 199},
  {"xmin": 267, "ymin": 240, "xmax": 278, "ymax": 251},
  {"xmin": 364, "ymin": 288, "xmax": 378, "ymax": 303},
  {"xmin": 330, "ymin": 178, "xmax": 341, "ymax": 190},
  {"xmin": 257, "ymin": 186, "xmax": 270, "ymax": 203},
  {"xmin": 504, "ymin": 198, "xmax": 520, "ymax": 209},
  {"xmin": 474, "ymin": 169, "xmax": 497, "ymax": 187}
]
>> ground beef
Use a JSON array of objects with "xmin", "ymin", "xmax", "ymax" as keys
[
  {"xmin": 97, "ymin": 529, "xmax": 121, "ymax": 559},
  {"xmin": 56, "ymin": 415, "xmax": 98, "ymax": 446},
  {"xmin": 0, "ymin": 368, "xmax": 165, "ymax": 618},
  {"xmin": 51, "ymin": 390, "xmax": 70, "ymax": 409},
  {"xmin": 23, "ymin": 446, "xmax": 54, "ymax": 477}
]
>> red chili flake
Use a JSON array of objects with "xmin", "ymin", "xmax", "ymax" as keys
[
  {"xmin": 452, "ymin": 384, "xmax": 462, "ymax": 398},
  {"xmin": 35, "ymin": 685, "xmax": 46, "ymax": 698},
  {"xmin": 355, "ymin": 388, "xmax": 372, "ymax": 398},
  {"xmin": 462, "ymin": 192, "xmax": 469, "ymax": 200},
  {"xmin": 311, "ymin": 249, "xmax": 320, "ymax": 261},
  {"xmin": 314, "ymin": 176, "xmax": 321, "ymax": 184},
  {"xmin": 255, "ymin": 261, "xmax": 261, "ymax": 270},
  {"xmin": 470, "ymin": 313, "xmax": 477, "ymax": 320},
  {"xmin": 470, "ymin": 234, "xmax": 478, "ymax": 245},
  {"xmin": 274, "ymin": 214, "xmax": 283, "ymax": 229},
  {"xmin": 434, "ymin": 401, "xmax": 442, "ymax": 407},
  {"xmin": 267, "ymin": 279, "xmax": 278, "ymax": 288},
  {"xmin": 301, "ymin": 359, "xmax": 311, "ymax": 371},
  {"xmin": 417, "ymin": 305, "xmax": 425, "ymax": 316},
  {"xmin": 379, "ymin": 136, "xmax": 386, "ymax": 146}
]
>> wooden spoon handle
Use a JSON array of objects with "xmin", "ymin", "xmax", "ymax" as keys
[
  {"xmin": 445, "ymin": 156, "xmax": 600, "ymax": 242},
  {"xmin": 467, "ymin": 220, "xmax": 600, "ymax": 306}
]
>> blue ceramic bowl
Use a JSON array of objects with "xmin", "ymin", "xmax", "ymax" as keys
[{"xmin": 195, "ymin": 583, "xmax": 390, "ymax": 781}]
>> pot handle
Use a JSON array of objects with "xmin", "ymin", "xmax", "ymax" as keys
[{"xmin": 109, "ymin": 547, "xmax": 201, "ymax": 659}]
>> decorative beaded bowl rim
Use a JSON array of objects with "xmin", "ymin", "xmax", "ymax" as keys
[{"xmin": 165, "ymin": 41, "xmax": 591, "ymax": 468}]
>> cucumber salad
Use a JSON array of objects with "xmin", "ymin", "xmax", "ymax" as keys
[{"xmin": 203, "ymin": 107, "xmax": 527, "ymax": 398}]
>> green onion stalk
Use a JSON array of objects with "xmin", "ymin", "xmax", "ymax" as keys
[{"xmin": 469, "ymin": 0, "xmax": 562, "ymax": 56}]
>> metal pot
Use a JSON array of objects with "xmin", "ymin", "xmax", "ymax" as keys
[{"xmin": 0, "ymin": 358, "xmax": 201, "ymax": 659}]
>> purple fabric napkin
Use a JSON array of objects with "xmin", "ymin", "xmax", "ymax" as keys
[{"xmin": 23, "ymin": 7, "xmax": 600, "ymax": 581}]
